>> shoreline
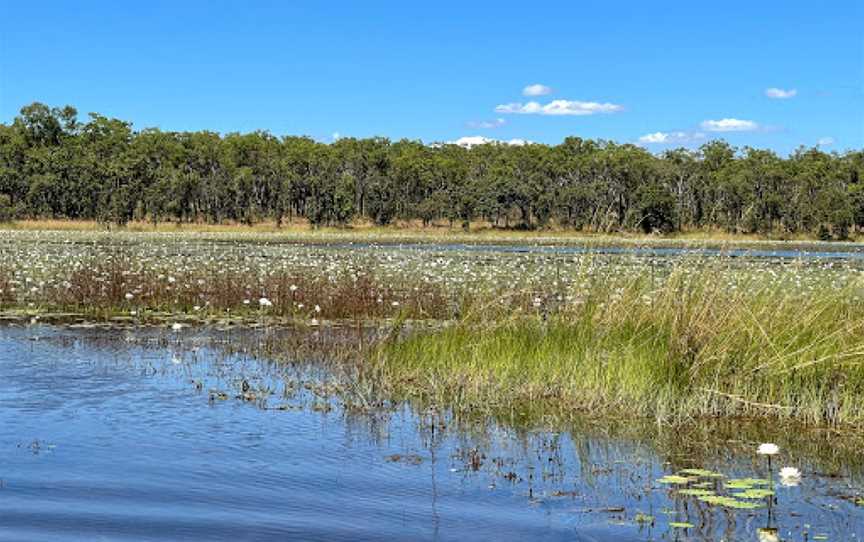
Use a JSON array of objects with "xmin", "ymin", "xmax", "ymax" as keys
[{"xmin": 3, "ymin": 220, "xmax": 863, "ymax": 247}]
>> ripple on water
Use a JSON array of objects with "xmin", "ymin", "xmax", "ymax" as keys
[{"xmin": 0, "ymin": 325, "xmax": 862, "ymax": 541}]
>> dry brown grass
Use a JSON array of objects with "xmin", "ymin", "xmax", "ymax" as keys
[{"xmin": 3, "ymin": 219, "xmax": 854, "ymax": 243}]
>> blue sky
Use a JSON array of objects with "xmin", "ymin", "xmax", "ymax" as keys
[{"xmin": 1, "ymin": 1, "xmax": 862, "ymax": 154}]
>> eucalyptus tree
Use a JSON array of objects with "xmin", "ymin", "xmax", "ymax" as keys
[{"xmin": 0, "ymin": 101, "xmax": 862, "ymax": 238}]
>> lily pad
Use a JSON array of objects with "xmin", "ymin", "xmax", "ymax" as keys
[
  {"xmin": 657, "ymin": 475, "xmax": 691, "ymax": 485},
  {"xmin": 669, "ymin": 522, "xmax": 694, "ymax": 529},
  {"xmin": 678, "ymin": 488, "xmax": 716, "ymax": 497},
  {"xmin": 724, "ymin": 478, "xmax": 771, "ymax": 490},
  {"xmin": 678, "ymin": 468, "xmax": 723, "ymax": 478},
  {"xmin": 697, "ymin": 495, "xmax": 763, "ymax": 509},
  {"xmin": 733, "ymin": 489, "xmax": 774, "ymax": 499}
]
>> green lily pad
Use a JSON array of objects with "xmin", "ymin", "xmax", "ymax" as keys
[
  {"xmin": 669, "ymin": 522, "xmax": 694, "ymax": 529},
  {"xmin": 679, "ymin": 488, "xmax": 716, "ymax": 497},
  {"xmin": 697, "ymin": 495, "xmax": 764, "ymax": 509},
  {"xmin": 733, "ymin": 489, "xmax": 774, "ymax": 499},
  {"xmin": 678, "ymin": 468, "xmax": 723, "ymax": 478},
  {"xmin": 657, "ymin": 475, "xmax": 691, "ymax": 485},
  {"xmin": 724, "ymin": 478, "xmax": 771, "ymax": 490},
  {"xmin": 634, "ymin": 512, "xmax": 654, "ymax": 524}
]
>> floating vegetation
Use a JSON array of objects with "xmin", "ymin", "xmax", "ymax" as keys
[
  {"xmin": 678, "ymin": 468, "xmax": 723, "ymax": 478},
  {"xmin": 678, "ymin": 488, "xmax": 715, "ymax": 497},
  {"xmin": 697, "ymin": 495, "xmax": 764, "ymax": 509},
  {"xmin": 4, "ymin": 230, "xmax": 864, "ymax": 426},
  {"xmin": 725, "ymin": 478, "xmax": 772, "ymax": 490},
  {"xmin": 669, "ymin": 521, "xmax": 694, "ymax": 529},
  {"xmin": 633, "ymin": 512, "xmax": 654, "ymax": 524},
  {"xmin": 657, "ymin": 475, "xmax": 692, "ymax": 485},
  {"xmin": 657, "ymin": 468, "xmax": 775, "ymax": 511},
  {"xmin": 733, "ymin": 488, "xmax": 775, "ymax": 499}
]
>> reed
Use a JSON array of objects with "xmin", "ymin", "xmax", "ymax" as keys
[{"xmin": 371, "ymin": 262, "xmax": 864, "ymax": 426}]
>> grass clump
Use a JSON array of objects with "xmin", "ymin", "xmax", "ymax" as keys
[{"xmin": 372, "ymin": 262, "xmax": 864, "ymax": 425}]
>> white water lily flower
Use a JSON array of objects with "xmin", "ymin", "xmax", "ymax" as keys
[
  {"xmin": 757, "ymin": 443, "xmax": 779, "ymax": 456},
  {"xmin": 779, "ymin": 467, "xmax": 801, "ymax": 486},
  {"xmin": 757, "ymin": 528, "xmax": 780, "ymax": 542},
  {"xmin": 125, "ymin": 293, "xmax": 134, "ymax": 300},
  {"xmin": 171, "ymin": 323, "xmax": 183, "ymax": 332},
  {"xmin": 259, "ymin": 297, "xmax": 272, "ymax": 307}
]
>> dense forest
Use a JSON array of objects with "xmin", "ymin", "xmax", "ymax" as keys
[{"xmin": 1, "ymin": 103, "xmax": 862, "ymax": 238}]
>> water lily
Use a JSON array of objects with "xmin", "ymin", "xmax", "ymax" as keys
[
  {"xmin": 757, "ymin": 527, "xmax": 780, "ymax": 542},
  {"xmin": 171, "ymin": 323, "xmax": 183, "ymax": 332},
  {"xmin": 259, "ymin": 297, "xmax": 272, "ymax": 307},
  {"xmin": 757, "ymin": 443, "xmax": 779, "ymax": 478},
  {"xmin": 125, "ymin": 292, "xmax": 134, "ymax": 300},
  {"xmin": 757, "ymin": 443, "xmax": 779, "ymax": 456},
  {"xmin": 779, "ymin": 466, "xmax": 801, "ymax": 487}
]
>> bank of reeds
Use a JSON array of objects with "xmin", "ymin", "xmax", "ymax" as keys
[
  {"xmin": 370, "ymin": 262, "xmax": 864, "ymax": 426},
  {"xmin": 0, "ymin": 259, "xmax": 451, "ymax": 321}
]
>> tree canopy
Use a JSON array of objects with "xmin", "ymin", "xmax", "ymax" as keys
[{"xmin": 1, "ymin": 103, "xmax": 862, "ymax": 238}]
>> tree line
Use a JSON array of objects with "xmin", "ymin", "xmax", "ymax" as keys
[{"xmin": 1, "ymin": 102, "xmax": 862, "ymax": 238}]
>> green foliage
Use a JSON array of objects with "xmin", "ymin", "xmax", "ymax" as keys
[
  {"xmin": 374, "ymin": 263, "xmax": 864, "ymax": 425},
  {"xmin": 1, "ymin": 102, "xmax": 862, "ymax": 237},
  {"xmin": 0, "ymin": 194, "xmax": 13, "ymax": 222}
]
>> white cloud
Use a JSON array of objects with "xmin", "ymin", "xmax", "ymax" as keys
[
  {"xmin": 447, "ymin": 136, "xmax": 533, "ymax": 148},
  {"xmin": 495, "ymin": 99, "xmax": 623, "ymax": 116},
  {"xmin": 817, "ymin": 136, "xmax": 835, "ymax": 146},
  {"xmin": 466, "ymin": 118, "xmax": 506, "ymax": 129},
  {"xmin": 522, "ymin": 84, "xmax": 552, "ymax": 97},
  {"xmin": 700, "ymin": 118, "xmax": 759, "ymax": 132},
  {"xmin": 332, "ymin": 132, "xmax": 341, "ymax": 141},
  {"xmin": 765, "ymin": 87, "xmax": 797, "ymax": 99},
  {"xmin": 638, "ymin": 132, "xmax": 671, "ymax": 144},
  {"xmin": 637, "ymin": 131, "xmax": 705, "ymax": 145}
]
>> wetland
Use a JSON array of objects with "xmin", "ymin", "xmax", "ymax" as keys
[{"xmin": 1, "ymin": 230, "xmax": 864, "ymax": 540}]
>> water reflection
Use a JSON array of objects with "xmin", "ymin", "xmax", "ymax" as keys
[{"xmin": 0, "ymin": 324, "xmax": 861, "ymax": 541}]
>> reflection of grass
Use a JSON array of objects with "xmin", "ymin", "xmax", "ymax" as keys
[{"xmin": 373, "ymin": 263, "xmax": 864, "ymax": 425}]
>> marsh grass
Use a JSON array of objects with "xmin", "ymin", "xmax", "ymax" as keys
[
  {"xmin": 4, "ymin": 228, "xmax": 864, "ymax": 426},
  {"xmin": 4, "ymin": 219, "xmax": 860, "ymax": 244},
  {"xmin": 3, "ymin": 257, "xmax": 451, "ymax": 321},
  {"xmin": 371, "ymin": 262, "xmax": 864, "ymax": 426}
]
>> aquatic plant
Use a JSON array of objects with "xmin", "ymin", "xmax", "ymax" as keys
[
  {"xmin": 4, "ymin": 230, "xmax": 864, "ymax": 426},
  {"xmin": 779, "ymin": 466, "xmax": 802, "ymax": 487},
  {"xmin": 758, "ymin": 443, "xmax": 780, "ymax": 482}
]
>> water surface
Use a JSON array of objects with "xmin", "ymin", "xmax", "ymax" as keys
[{"xmin": 1, "ymin": 325, "xmax": 862, "ymax": 541}]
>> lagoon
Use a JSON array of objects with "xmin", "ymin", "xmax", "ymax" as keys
[{"xmin": 1, "ymin": 325, "xmax": 862, "ymax": 541}]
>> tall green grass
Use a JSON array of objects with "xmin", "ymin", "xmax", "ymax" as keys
[{"xmin": 372, "ymin": 262, "xmax": 864, "ymax": 425}]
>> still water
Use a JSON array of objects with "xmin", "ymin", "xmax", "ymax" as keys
[{"xmin": 0, "ymin": 325, "xmax": 862, "ymax": 541}]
